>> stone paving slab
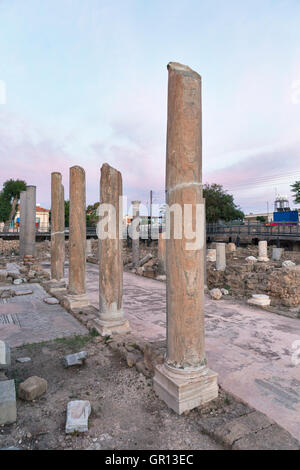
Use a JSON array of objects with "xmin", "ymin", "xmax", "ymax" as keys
[{"xmin": 0, "ymin": 283, "xmax": 88, "ymax": 347}]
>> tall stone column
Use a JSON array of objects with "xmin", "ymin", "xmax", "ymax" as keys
[
  {"xmin": 23, "ymin": 186, "xmax": 36, "ymax": 258},
  {"xmin": 154, "ymin": 62, "xmax": 218, "ymax": 414},
  {"xmin": 216, "ymin": 243, "xmax": 226, "ymax": 271},
  {"xmin": 131, "ymin": 200, "xmax": 141, "ymax": 268},
  {"xmin": 158, "ymin": 231, "xmax": 166, "ymax": 274},
  {"xmin": 258, "ymin": 240, "xmax": 269, "ymax": 262},
  {"xmin": 93, "ymin": 163, "xmax": 130, "ymax": 336},
  {"xmin": 51, "ymin": 172, "xmax": 65, "ymax": 281},
  {"xmin": 19, "ymin": 190, "xmax": 27, "ymax": 259},
  {"xmin": 67, "ymin": 166, "xmax": 89, "ymax": 308}
]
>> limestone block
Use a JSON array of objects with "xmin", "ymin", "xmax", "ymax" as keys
[
  {"xmin": 227, "ymin": 243, "xmax": 236, "ymax": 252},
  {"xmin": 282, "ymin": 260, "xmax": 296, "ymax": 269},
  {"xmin": 18, "ymin": 376, "xmax": 47, "ymax": 401},
  {"xmin": 13, "ymin": 279, "xmax": 22, "ymax": 285},
  {"xmin": 15, "ymin": 290, "xmax": 33, "ymax": 296},
  {"xmin": 0, "ymin": 341, "xmax": 11, "ymax": 370},
  {"xmin": 63, "ymin": 351, "xmax": 87, "ymax": 368},
  {"xmin": 16, "ymin": 357, "xmax": 31, "ymax": 364},
  {"xmin": 247, "ymin": 294, "xmax": 271, "ymax": 307},
  {"xmin": 206, "ymin": 249, "xmax": 216, "ymax": 262},
  {"xmin": 221, "ymin": 288, "xmax": 229, "ymax": 295},
  {"xmin": 210, "ymin": 288, "xmax": 223, "ymax": 300},
  {"xmin": 245, "ymin": 256, "xmax": 257, "ymax": 264},
  {"xmin": 0, "ymin": 380, "xmax": 16, "ymax": 425},
  {"xmin": 0, "ymin": 270, "xmax": 7, "ymax": 281},
  {"xmin": 43, "ymin": 297, "xmax": 59, "ymax": 305},
  {"xmin": 65, "ymin": 400, "xmax": 91, "ymax": 433},
  {"xmin": 272, "ymin": 248, "xmax": 284, "ymax": 261}
]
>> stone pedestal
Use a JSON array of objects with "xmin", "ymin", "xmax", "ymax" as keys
[
  {"xmin": 248, "ymin": 294, "xmax": 271, "ymax": 307},
  {"xmin": 272, "ymin": 247, "xmax": 284, "ymax": 261},
  {"xmin": 51, "ymin": 172, "xmax": 65, "ymax": 281},
  {"xmin": 19, "ymin": 190, "xmax": 26, "ymax": 259},
  {"xmin": 93, "ymin": 163, "xmax": 130, "ymax": 336},
  {"xmin": 132, "ymin": 200, "xmax": 141, "ymax": 268},
  {"xmin": 216, "ymin": 243, "xmax": 226, "ymax": 271},
  {"xmin": 86, "ymin": 239, "xmax": 92, "ymax": 256},
  {"xmin": 258, "ymin": 241, "xmax": 269, "ymax": 262},
  {"xmin": 68, "ymin": 166, "xmax": 89, "ymax": 308},
  {"xmin": 24, "ymin": 186, "xmax": 36, "ymax": 258},
  {"xmin": 153, "ymin": 62, "xmax": 218, "ymax": 414}
]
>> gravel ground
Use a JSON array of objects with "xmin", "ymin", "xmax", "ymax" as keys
[{"xmin": 0, "ymin": 334, "xmax": 224, "ymax": 450}]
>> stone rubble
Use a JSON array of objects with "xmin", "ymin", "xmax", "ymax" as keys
[
  {"xmin": 62, "ymin": 351, "xmax": 87, "ymax": 368},
  {"xmin": 18, "ymin": 376, "xmax": 48, "ymax": 401},
  {"xmin": 210, "ymin": 288, "xmax": 223, "ymax": 300}
]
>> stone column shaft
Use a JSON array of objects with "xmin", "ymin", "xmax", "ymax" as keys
[
  {"xmin": 93, "ymin": 163, "xmax": 130, "ymax": 336},
  {"xmin": 216, "ymin": 243, "xmax": 226, "ymax": 271},
  {"xmin": 132, "ymin": 200, "xmax": 141, "ymax": 268},
  {"xmin": 154, "ymin": 62, "xmax": 218, "ymax": 415},
  {"xmin": 68, "ymin": 166, "xmax": 86, "ymax": 298},
  {"xmin": 51, "ymin": 172, "xmax": 65, "ymax": 281},
  {"xmin": 258, "ymin": 240, "xmax": 269, "ymax": 262},
  {"xmin": 19, "ymin": 190, "xmax": 27, "ymax": 258},
  {"xmin": 24, "ymin": 186, "xmax": 36, "ymax": 257}
]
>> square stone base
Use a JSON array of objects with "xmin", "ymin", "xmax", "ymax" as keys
[
  {"xmin": 154, "ymin": 363, "xmax": 218, "ymax": 415},
  {"xmin": 0, "ymin": 380, "xmax": 16, "ymax": 425},
  {"xmin": 64, "ymin": 294, "xmax": 90, "ymax": 310},
  {"xmin": 92, "ymin": 318, "xmax": 131, "ymax": 336}
]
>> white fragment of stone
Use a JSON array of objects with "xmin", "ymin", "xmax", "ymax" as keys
[
  {"xmin": 15, "ymin": 290, "xmax": 33, "ymax": 296},
  {"xmin": 0, "ymin": 380, "xmax": 16, "ymax": 425},
  {"xmin": 245, "ymin": 256, "xmax": 257, "ymax": 264},
  {"xmin": 0, "ymin": 341, "xmax": 11, "ymax": 370},
  {"xmin": 13, "ymin": 279, "xmax": 22, "ymax": 285},
  {"xmin": 16, "ymin": 357, "xmax": 32, "ymax": 363},
  {"xmin": 209, "ymin": 288, "xmax": 223, "ymax": 300},
  {"xmin": 282, "ymin": 260, "xmax": 296, "ymax": 268},
  {"xmin": 63, "ymin": 351, "xmax": 87, "ymax": 368},
  {"xmin": 247, "ymin": 294, "xmax": 271, "ymax": 307},
  {"xmin": 65, "ymin": 400, "xmax": 91, "ymax": 433},
  {"xmin": 43, "ymin": 297, "xmax": 59, "ymax": 305},
  {"xmin": 272, "ymin": 247, "xmax": 284, "ymax": 261},
  {"xmin": 206, "ymin": 249, "xmax": 216, "ymax": 262},
  {"xmin": 221, "ymin": 288, "xmax": 229, "ymax": 295}
]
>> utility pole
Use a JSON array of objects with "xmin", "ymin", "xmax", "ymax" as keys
[{"xmin": 150, "ymin": 190, "xmax": 153, "ymax": 242}]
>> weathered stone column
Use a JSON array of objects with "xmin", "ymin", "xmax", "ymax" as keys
[
  {"xmin": 158, "ymin": 231, "xmax": 166, "ymax": 274},
  {"xmin": 131, "ymin": 200, "xmax": 141, "ymax": 268},
  {"xmin": 216, "ymin": 243, "xmax": 226, "ymax": 271},
  {"xmin": 258, "ymin": 240, "xmax": 269, "ymax": 262},
  {"xmin": 86, "ymin": 239, "xmax": 92, "ymax": 256},
  {"xmin": 93, "ymin": 163, "xmax": 130, "ymax": 335},
  {"xmin": 153, "ymin": 62, "xmax": 218, "ymax": 414},
  {"xmin": 19, "ymin": 190, "xmax": 27, "ymax": 259},
  {"xmin": 67, "ymin": 166, "xmax": 89, "ymax": 308},
  {"xmin": 51, "ymin": 172, "xmax": 65, "ymax": 281},
  {"xmin": 23, "ymin": 186, "xmax": 36, "ymax": 258},
  {"xmin": 272, "ymin": 247, "xmax": 284, "ymax": 261},
  {"xmin": 206, "ymin": 249, "xmax": 216, "ymax": 262}
]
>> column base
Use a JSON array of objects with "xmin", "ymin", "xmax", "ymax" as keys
[
  {"xmin": 92, "ymin": 318, "xmax": 130, "ymax": 336},
  {"xmin": 154, "ymin": 362, "xmax": 218, "ymax": 415},
  {"xmin": 258, "ymin": 257, "xmax": 269, "ymax": 262},
  {"xmin": 64, "ymin": 294, "xmax": 90, "ymax": 310}
]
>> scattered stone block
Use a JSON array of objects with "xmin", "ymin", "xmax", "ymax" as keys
[
  {"xmin": 15, "ymin": 290, "xmax": 33, "ymax": 296},
  {"xmin": 65, "ymin": 400, "xmax": 91, "ymax": 434},
  {"xmin": 0, "ymin": 341, "xmax": 11, "ymax": 370},
  {"xmin": 209, "ymin": 288, "xmax": 223, "ymax": 300},
  {"xmin": 0, "ymin": 270, "xmax": 8, "ymax": 281},
  {"xmin": 247, "ymin": 294, "xmax": 271, "ymax": 307},
  {"xmin": 156, "ymin": 274, "xmax": 166, "ymax": 282},
  {"xmin": 43, "ymin": 297, "xmax": 59, "ymax": 305},
  {"xmin": 16, "ymin": 357, "xmax": 32, "ymax": 364},
  {"xmin": 206, "ymin": 249, "xmax": 216, "ymax": 262},
  {"xmin": 13, "ymin": 279, "xmax": 22, "ymax": 285},
  {"xmin": 282, "ymin": 260, "xmax": 296, "ymax": 268},
  {"xmin": 62, "ymin": 351, "xmax": 87, "ymax": 368},
  {"xmin": 18, "ymin": 376, "xmax": 47, "ymax": 401},
  {"xmin": 0, "ymin": 289, "xmax": 15, "ymax": 299},
  {"xmin": 227, "ymin": 243, "xmax": 236, "ymax": 252},
  {"xmin": 221, "ymin": 288, "xmax": 229, "ymax": 295},
  {"xmin": 0, "ymin": 380, "xmax": 17, "ymax": 425},
  {"xmin": 245, "ymin": 256, "xmax": 257, "ymax": 264}
]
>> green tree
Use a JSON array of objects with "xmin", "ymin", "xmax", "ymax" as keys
[
  {"xmin": 0, "ymin": 179, "xmax": 26, "ymax": 231},
  {"xmin": 64, "ymin": 200, "xmax": 70, "ymax": 227},
  {"xmin": 203, "ymin": 183, "xmax": 244, "ymax": 223},
  {"xmin": 291, "ymin": 181, "xmax": 300, "ymax": 204},
  {"xmin": 256, "ymin": 216, "xmax": 266, "ymax": 223},
  {"xmin": 0, "ymin": 192, "xmax": 11, "ymax": 224}
]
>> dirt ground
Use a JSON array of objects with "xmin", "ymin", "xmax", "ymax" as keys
[{"xmin": 0, "ymin": 333, "xmax": 224, "ymax": 450}]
